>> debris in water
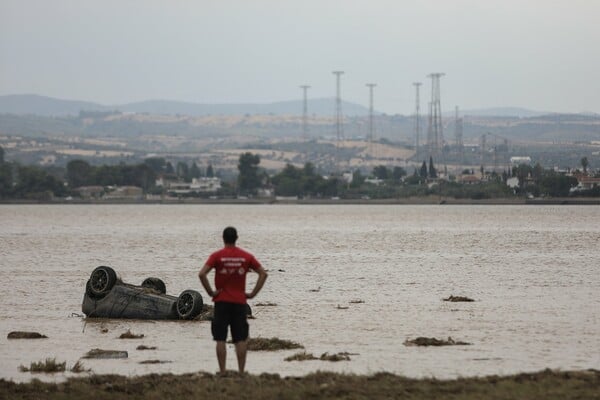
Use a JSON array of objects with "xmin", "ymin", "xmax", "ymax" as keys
[
  {"xmin": 255, "ymin": 302, "xmax": 277, "ymax": 307},
  {"xmin": 284, "ymin": 351, "xmax": 354, "ymax": 362},
  {"xmin": 277, "ymin": 269, "xmax": 286, "ymax": 272},
  {"xmin": 119, "ymin": 329, "xmax": 144, "ymax": 339},
  {"xmin": 82, "ymin": 349, "xmax": 128, "ymax": 359},
  {"xmin": 139, "ymin": 360, "xmax": 171, "ymax": 364},
  {"xmin": 247, "ymin": 337, "xmax": 304, "ymax": 351},
  {"xmin": 100, "ymin": 328, "xmax": 109, "ymax": 333},
  {"xmin": 319, "ymin": 352, "xmax": 351, "ymax": 361},
  {"xmin": 7, "ymin": 331, "xmax": 47, "ymax": 339},
  {"xmin": 349, "ymin": 299, "xmax": 365, "ymax": 304},
  {"xmin": 336, "ymin": 305, "xmax": 349, "ymax": 310},
  {"xmin": 284, "ymin": 352, "xmax": 318, "ymax": 362},
  {"xmin": 403, "ymin": 337, "xmax": 471, "ymax": 346},
  {"xmin": 443, "ymin": 295, "xmax": 475, "ymax": 302},
  {"xmin": 309, "ymin": 287, "xmax": 321, "ymax": 292},
  {"xmin": 137, "ymin": 345, "xmax": 157, "ymax": 350},
  {"xmin": 19, "ymin": 358, "xmax": 66, "ymax": 373},
  {"xmin": 194, "ymin": 304, "xmax": 214, "ymax": 321}
]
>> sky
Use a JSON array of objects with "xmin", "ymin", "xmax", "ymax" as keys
[{"xmin": 1, "ymin": 0, "xmax": 599, "ymax": 115}]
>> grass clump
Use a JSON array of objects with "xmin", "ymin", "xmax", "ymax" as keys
[
  {"xmin": 139, "ymin": 360, "xmax": 171, "ymax": 364},
  {"xmin": 119, "ymin": 329, "xmax": 144, "ymax": 339},
  {"xmin": 247, "ymin": 337, "xmax": 303, "ymax": 351},
  {"xmin": 284, "ymin": 352, "xmax": 318, "ymax": 361},
  {"xmin": 136, "ymin": 345, "xmax": 157, "ymax": 350},
  {"xmin": 82, "ymin": 349, "xmax": 128, "ymax": 359},
  {"xmin": 19, "ymin": 358, "xmax": 66, "ymax": 373},
  {"xmin": 7, "ymin": 331, "xmax": 47, "ymax": 339},
  {"xmin": 255, "ymin": 302, "xmax": 277, "ymax": 306},
  {"xmin": 319, "ymin": 352, "xmax": 351, "ymax": 361},
  {"xmin": 70, "ymin": 361, "xmax": 90, "ymax": 373}
]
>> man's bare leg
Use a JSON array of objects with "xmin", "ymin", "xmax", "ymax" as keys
[
  {"xmin": 216, "ymin": 341, "xmax": 227, "ymax": 374},
  {"xmin": 235, "ymin": 340, "xmax": 247, "ymax": 373}
]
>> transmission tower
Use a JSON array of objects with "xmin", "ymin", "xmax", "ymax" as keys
[
  {"xmin": 413, "ymin": 82, "xmax": 422, "ymax": 159},
  {"xmin": 332, "ymin": 71, "xmax": 344, "ymax": 171},
  {"xmin": 426, "ymin": 73, "xmax": 445, "ymax": 157},
  {"xmin": 366, "ymin": 83, "xmax": 376, "ymax": 161},
  {"xmin": 454, "ymin": 106, "xmax": 464, "ymax": 171},
  {"xmin": 300, "ymin": 85, "xmax": 310, "ymax": 141}
]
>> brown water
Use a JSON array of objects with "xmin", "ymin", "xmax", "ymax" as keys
[{"xmin": 1, "ymin": 204, "xmax": 599, "ymax": 382}]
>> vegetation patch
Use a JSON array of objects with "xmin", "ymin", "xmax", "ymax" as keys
[
  {"xmin": 119, "ymin": 329, "xmax": 144, "ymax": 339},
  {"xmin": 247, "ymin": 337, "xmax": 304, "ymax": 351},
  {"xmin": 319, "ymin": 352, "xmax": 352, "ymax": 362},
  {"xmin": 19, "ymin": 358, "xmax": 66, "ymax": 373},
  {"xmin": 7, "ymin": 331, "xmax": 47, "ymax": 339},
  {"xmin": 284, "ymin": 352, "xmax": 318, "ymax": 362},
  {"xmin": 136, "ymin": 345, "xmax": 157, "ymax": 350},
  {"xmin": 443, "ymin": 295, "xmax": 475, "ymax": 302},
  {"xmin": 404, "ymin": 337, "xmax": 471, "ymax": 346},
  {"xmin": 82, "ymin": 349, "xmax": 128, "ymax": 359},
  {"xmin": 3, "ymin": 369, "xmax": 597, "ymax": 399},
  {"xmin": 70, "ymin": 361, "xmax": 90, "ymax": 373}
]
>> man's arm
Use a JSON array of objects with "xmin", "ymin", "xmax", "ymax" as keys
[
  {"xmin": 246, "ymin": 265, "xmax": 268, "ymax": 299},
  {"xmin": 198, "ymin": 264, "xmax": 219, "ymax": 298}
]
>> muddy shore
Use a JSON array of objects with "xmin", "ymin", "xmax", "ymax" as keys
[{"xmin": 2, "ymin": 369, "xmax": 598, "ymax": 400}]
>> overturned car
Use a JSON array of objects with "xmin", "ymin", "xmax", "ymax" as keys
[{"xmin": 82, "ymin": 266, "xmax": 204, "ymax": 320}]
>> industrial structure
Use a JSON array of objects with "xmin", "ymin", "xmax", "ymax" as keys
[
  {"xmin": 413, "ymin": 82, "xmax": 422, "ymax": 159},
  {"xmin": 366, "ymin": 83, "xmax": 376, "ymax": 160},
  {"xmin": 332, "ymin": 70, "xmax": 345, "ymax": 170},
  {"xmin": 300, "ymin": 85, "xmax": 310, "ymax": 141},
  {"xmin": 426, "ymin": 73, "xmax": 445, "ymax": 158}
]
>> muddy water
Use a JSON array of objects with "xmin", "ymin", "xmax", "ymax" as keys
[{"xmin": 1, "ymin": 204, "xmax": 599, "ymax": 382}]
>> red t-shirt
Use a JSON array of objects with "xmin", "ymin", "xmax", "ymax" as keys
[{"xmin": 204, "ymin": 246, "xmax": 261, "ymax": 304}]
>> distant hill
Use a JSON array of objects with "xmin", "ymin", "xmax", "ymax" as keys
[
  {"xmin": 452, "ymin": 107, "xmax": 547, "ymax": 118},
  {"xmin": 0, "ymin": 94, "xmax": 372, "ymax": 117}
]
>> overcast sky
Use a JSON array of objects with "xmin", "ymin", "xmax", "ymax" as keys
[{"xmin": 1, "ymin": 0, "xmax": 598, "ymax": 114}]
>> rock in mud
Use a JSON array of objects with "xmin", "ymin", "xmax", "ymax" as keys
[
  {"xmin": 82, "ymin": 349, "xmax": 128, "ymax": 359},
  {"xmin": 404, "ymin": 337, "xmax": 471, "ymax": 346},
  {"xmin": 119, "ymin": 329, "xmax": 144, "ymax": 339},
  {"xmin": 443, "ymin": 295, "xmax": 475, "ymax": 302},
  {"xmin": 7, "ymin": 331, "xmax": 47, "ymax": 339}
]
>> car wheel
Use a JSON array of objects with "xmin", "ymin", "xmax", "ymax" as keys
[
  {"xmin": 141, "ymin": 277, "xmax": 166, "ymax": 294},
  {"xmin": 176, "ymin": 290, "xmax": 203, "ymax": 320},
  {"xmin": 89, "ymin": 266, "xmax": 117, "ymax": 297}
]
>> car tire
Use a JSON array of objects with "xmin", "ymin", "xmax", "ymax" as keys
[
  {"xmin": 176, "ymin": 290, "xmax": 204, "ymax": 320},
  {"xmin": 141, "ymin": 277, "xmax": 166, "ymax": 294},
  {"xmin": 89, "ymin": 266, "xmax": 117, "ymax": 297}
]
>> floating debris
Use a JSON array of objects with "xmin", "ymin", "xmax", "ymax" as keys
[
  {"xmin": 443, "ymin": 295, "xmax": 475, "ymax": 302},
  {"xmin": 284, "ymin": 352, "xmax": 318, "ymax": 361},
  {"xmin": 319, "ymin": 352, "xmax": 351, "ymax": 362},
  {"xmin": 404, "ymin": 337, "xmax": 471, "ymax": 346},
  {"xmin": 277, "ymin": 269, "xmax": 286, "ymax": 272},
  {"xmin": 336, "ymin": 305, "xmax": 349, "ymax": 310},
  {"xmin": 7, "ymin": 331, "xmax": 47, "ymax": 339},
  {"xmin": 284, "ymin": 352, "xmax": 353, "ymax": 362},
  {"xmin": 136, "ymin": 345, "xmax": 157, "ymax": 350},
  {"xmin": 82, "ymin": 349, "xmax": 128, "ymax": 359},
  {"xmin": 119, "ymin": 329, "xmax": 144, "ymax": 339},
  {"xmin": 100, "ymin": 328, "xmax": 109, "ymax": 334},
  {"xmin": 309, "ymin": 287, "xmax": 321, "ymax": 292},
  {"xmin": 349, "ymin": 299, "xmax": 365, "ymax": 304},
  {"xmin": 247, "ymin": 337, "xmax": 303, "ymax": 351},
  {"xmin": 139, "ymin": 360, "xmax": 171, "ymax": 364},
  {"xmin": 255, "ymin": 302, "xmax": 277, "ymax": 307},
  {"xmin": 19, "ymin": 358, "xmax": 66, "ymax": 373}
]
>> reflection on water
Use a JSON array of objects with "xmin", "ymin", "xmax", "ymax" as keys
[{"xmin": 0, "ymin": 204, "xmax": 599, "ymax": 382}]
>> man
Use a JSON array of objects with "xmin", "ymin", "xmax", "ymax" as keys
[{"xmin": 199, "ymin": 226, "xmax": 268, "ymax": 374}]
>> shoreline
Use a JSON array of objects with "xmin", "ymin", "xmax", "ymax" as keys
[
  {"xmin": 2, "ymin": 369, "xmax": 598, "ymax": 399},
  {"xmin": 0, "ymin": 197, "xmax": 599, "ymax": 205}
]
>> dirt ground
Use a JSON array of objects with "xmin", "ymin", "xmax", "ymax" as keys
[{"xmin": 1, "ymin": 369, "xmax": 598, "ymax": 400}]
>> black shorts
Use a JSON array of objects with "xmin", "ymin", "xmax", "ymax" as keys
[{"xmin": 211, "ymin": 302, "xmax": 249, "ymax": 343}]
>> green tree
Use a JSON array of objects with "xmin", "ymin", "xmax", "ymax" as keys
[
  {"xmin": 0, "ymin": 145, "xmax": 4, "ymax": 164},
  {"xmin": 165, "ymin": 162, "xmax": 174, "ymax": 174},
  {"xmin": 373, "ymin": 165, "xmax": 390, "ymax": 180},
  {"xmin": 392, "ymin": 166, "xmax": 407, "ymax": 182},
  {"xmin": 190, "ymin": 162, "xmax": 201, "ymax": 179},
  {"xmin": 540, "ymin": 172, "xmax": 578, "ymax": 197},
  {"xmin": 176, "ymin": 162, "xmax": 189, "ymax": 182},
  {"xmin": 419, "ymin": 161, "xmax": 428, "ymax": 179},
  {"xmin": 237, "ymin": 152, "xmax": 261, "ymax": 195},
  {"xmin": 532, "ymin": 162, "xmax": 543, "ymax": 184},
  {"xmin": 429, "ymin": 156, "xmax": 437, "ymax": 178},
  {"xmin": 15, "ymin": 166, "xmax": 66, "ymax": 199},
  {"xmin": 581, "ymin": 157, "xmax": 589, "ymax": 174},
  {"xmin": 206, "ymin": 164, "xmax": 214, "ymax": 178},
  {"xmin": 351, "ymin": 169, "xmax": 365, "ymax": 188},
  {"xmin": 0, "ymin": 162, "xmax": 13, "ymax": 197},
  {"xmin": 66, "ymin": 159, "xmax": 92, "ymax": 188},
  {"xmin": 144, "ymin": 157, "xmax": 166, "ymax": 174}
]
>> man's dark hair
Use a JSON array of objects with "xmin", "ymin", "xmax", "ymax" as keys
[{"xmin": 223, "ymin": 227, "xmax": 238, "ymax": 244}]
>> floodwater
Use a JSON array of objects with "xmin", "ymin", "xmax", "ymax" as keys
[{"xmin": 0, "ymin": 204, "xmax": 599, "ymax": 382}]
